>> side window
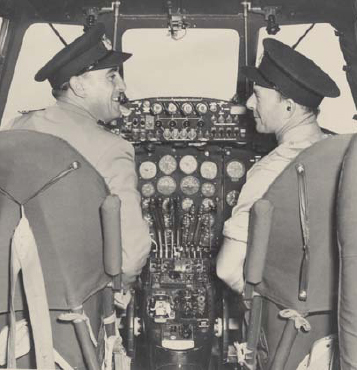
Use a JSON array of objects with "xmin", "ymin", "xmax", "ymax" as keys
[
  {"xmin": 257, "ymin": 24, "xmax": 357, "ymax": 134},
  {"xmin": 2, "ymin": 23, "xmax": 82, "ymax": 127}
]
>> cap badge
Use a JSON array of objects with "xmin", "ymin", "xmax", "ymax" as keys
[{"xmin": 102, "ymin": 35, "xmax": 113, "ymax": 51}]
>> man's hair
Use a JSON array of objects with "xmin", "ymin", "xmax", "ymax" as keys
[
  {"xmin": 52, "ymin": 81, "xmax": 70, "ymax": 99},
  {"xmin": 277, "ymin": 90, "xmax": 320, "ymax": 117}
]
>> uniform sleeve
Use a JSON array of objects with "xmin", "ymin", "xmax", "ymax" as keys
[
  {"xmin": 217, "ymin": 158, "xmax": 285, "ymax": 291},
  {"xmin": 97, "ymin": 140, "xmax": 151, "ymax": 288}
]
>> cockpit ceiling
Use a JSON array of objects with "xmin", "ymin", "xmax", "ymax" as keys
[{"xmin": 0, "ymin": 0, "xmax": 354, "ymax": 23}]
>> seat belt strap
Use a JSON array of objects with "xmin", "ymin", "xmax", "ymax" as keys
[{"xmin": 8, "ymin": 206, "xmax": 55, "ymax": 368}]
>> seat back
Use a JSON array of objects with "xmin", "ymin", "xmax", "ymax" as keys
[
  {"xmin": 245, "ymin": 134, "xmax": 354, "ymax": 369},
  {"xmin": 336, "ymin": 134, "xmax": 357, "ymax": 370},
  {"xmin": 0, "ymin": 130, "xmax": 111, "ymax": 368}
]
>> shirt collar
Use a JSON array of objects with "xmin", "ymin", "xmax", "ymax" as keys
[{"xmin": 55, "ymin": 97, "xmax": 99, "ymax": 123}]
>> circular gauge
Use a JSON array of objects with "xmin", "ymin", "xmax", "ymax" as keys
[
  {"xmin": 143, "ymin": 100, "xmax": 151, "ymax": 109},
  {"xmin": 141, "ymin": 182, "xmax": 156, "ymax": 197},
  {"xmin": 226, "ymin": 190, "xmax": 240, "ymax": 206},
  {"xmin": 179, "ymin": 155, "xmax": 198, "ymax": 174},
  {"xmin": 196, "ymin": 103, "xmax": 208, "ymax": 115},
  {"xmin": 157, "ymin": 176, "xmax": 177, "ymax": 196},
  {"xmin": 182, "ymin": 197, "xmax": 194, "ymax": 211},
  {"xmin": 180, "ymin": 176, "xmax": 200, "ymax": 196},
  {"xmin": 139, "ymin": 161, "xmax": 157, "ymax": 179},
  {"xmin": 159, "ymin": 155, "xmax": 177, "ymax": 175},
  {"xmin": 226, "ymin": 161, "xmax": 245, "ymax": 181},
  {"xmin": 151, "ymin": 103, "xmax": 163, "ymax": 115},
  {"xmin": 202, "ymin": 198, "xmax": 215, "ymax": 210},
  {"xmin": 200, "ymin": 161, "xmax": 218, "ymax": 180},
  {"xmin": 181, "ymin": 102, "xmax": 194, "ymax": 115},
  {"xmin": 167, "ymin": 102, "xmax": 178, "ymax": 114},
  {"xmin": 201, "ymin": 182, "xmax": 216, "ymax": 197},
  {"xmin": 209, "ymin": 102, "xmax": 218, "ymax": 113}
]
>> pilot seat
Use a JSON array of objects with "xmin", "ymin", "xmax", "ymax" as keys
[
  {"xmin": 0, "ymin": 130, "xmax": 130, "ymax": 369},
  {"xmin": 239, "ymin": 133, "xmax": 355, "ymax": 369}
]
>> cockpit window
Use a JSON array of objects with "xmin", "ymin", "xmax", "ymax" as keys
[
  {"xmin": 122, "ymin": 28, "xmax": 239, "ymax": 101},
  {"xmin": 257, "ymin": 24, "xmax": 357, "ymax": 134},
  {"xmin": 2, "ymin": 23, "xmax": 82, "ymax": 128}
]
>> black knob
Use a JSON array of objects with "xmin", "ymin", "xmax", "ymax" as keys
[
  {"xmin": 182, "ymin": 325, "xmax": 192, "ymax": 339},
  {"xmin": 132, "ymin": 118, "xmax": 138, "ymax": 126},
  {"xmin": 169, "ymin": 120, "xmax": 177, "ymax": 128},
  {"xmin": 183, "ymin": 120, "xmax": 190, "ymax": 128},
  {"xmin": 155, "ymin": 120, "xmax": 162, "ymax": 128},
  {"xmin": 197, "ymin": 120, "xmax": 205, "ymax": 128}
]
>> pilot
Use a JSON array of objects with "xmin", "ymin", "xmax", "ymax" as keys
[
  {"xmin": 216, "ymin": 38, "xmax": 340, "ymax": 293},
  {"xmin": 5, "ymin": 23, "xmax": 151, "ymax": 290}
]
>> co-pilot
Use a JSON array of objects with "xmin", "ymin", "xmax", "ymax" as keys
[{"xmin": 217, "ymin": 38, "xmax": 340, "ymax": 293}]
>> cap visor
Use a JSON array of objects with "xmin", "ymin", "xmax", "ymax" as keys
[
  {"xmin": 240, "ymin": 66, "xmax": 274, "ymax": 89},
  {"xmin": 92, "ymin": 51, "xmax": 132, "ymax": 71}
]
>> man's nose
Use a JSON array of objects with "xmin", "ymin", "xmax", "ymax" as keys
[
  {"xmin": 116, "ymin": 74, "xmax": 127, "ymax": 92},
  {"xmin": 246, "ymin": 94, "xmax": 256, "ymax": 111}
]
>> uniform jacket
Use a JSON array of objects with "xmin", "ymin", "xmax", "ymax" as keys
[{"xmin": 5, "ymin": 99, "xmax": 151, "ymax": 287}]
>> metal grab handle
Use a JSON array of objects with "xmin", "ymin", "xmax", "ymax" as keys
[{"xmin": 296, "ymin": 163, "xmax": 310, "ymax": 301}]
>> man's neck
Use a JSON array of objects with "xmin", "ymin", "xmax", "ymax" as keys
[{"xmin": 276, "ymin": 110, "xmax": 319, "ymax": 145}]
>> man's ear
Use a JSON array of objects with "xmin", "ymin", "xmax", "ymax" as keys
[
  {"xmin": 69, "ymin": 76, "xmax": 86, "ymax": 98},
  {"xmin": 284, "ymin": 98, "xmax": 296, "ymax": 117}
]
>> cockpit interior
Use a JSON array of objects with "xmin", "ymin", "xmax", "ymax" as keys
[{"xmin": 0, "ymin": 1, "xmax": 356, "ymax": 369}]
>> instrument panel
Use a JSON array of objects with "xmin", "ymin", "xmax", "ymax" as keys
[
  {"xmin": 106, "ymin": 97, "xmax": 250, "ymax": 143},
  {"xmin": 106, "ymin": 97, "xmax": 263, "ymax": 369}
]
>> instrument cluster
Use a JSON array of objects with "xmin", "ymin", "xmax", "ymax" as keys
[
  {"xmin": 120, "ymin": 97, "xmax": 262, "ymax": 369},
  {"xmin": 136, "ymin": 145, "xmax": 259, "ymax": 256},
  {"xmin": 107, "ymin": 97, "xmax": 250, "ymax": 143}
]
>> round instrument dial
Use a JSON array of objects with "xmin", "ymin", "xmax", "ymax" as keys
[
  {"xmin": 159, "ymin": 155, "xmax": 177, "ymax": 175},
  {"xmin": 200, "ymin": 161, "xmax": 218, "ymax": 180},
  {"xmin": 157, "ymin": 176, "xmax": 177, "ymax": 196},
  {"xmin": 179, "ymin": 155, "xmax": 198, "ymax": 174},
  {"xmin": 180, "ymin": 176, "xmax": 200, "ymax": 196},
  {"xmin": 143, "ymin": 100, "xmax": 151, "ymax": 109},
  {"xmin": 182, "ymin": 197, "xmax": 194, "ymax": 211},
  {"xmin": 209, "ymin": 102, "xmax": 218, "ymax": 112},
  {"xmin": 151, "ymin": 103, "xmax": 163, "ymax": 115},
  {"xmin": 202, "ymin": 198, "xmax": 215, "ymax": 211},
  {"xmin": 181, "ymin": 102, "xmax": 194, "ymax": 115},
  {"xmin": 141, "ymin": 182, "xmax": 156, "ymax": 197},
  {"xmin": 226, "ymin": 160, "xmax": 245, "ymax": 181},
  {"xmin": 196, "ymin": 103, "xmax": 208, "ymax": 115},
  {"xmin": 201, "ymin": 182, "xmax": 216, "ymax": 197},
  {"xmin": 139, "ymin": 161, "xmax": 157, "ymax": 179},
  {"xmin": 226, "ymin": 190, "xmax": 240, "ymax": 206},
  {"xmin": 167, "ymin": 102, "xmax": 178, "ymax": 114}
]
